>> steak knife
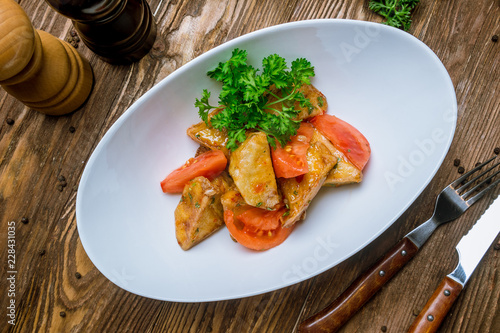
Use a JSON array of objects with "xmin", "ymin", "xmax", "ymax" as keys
[{"xmin": 408, "ymin": 198, "xmax": 500, "ymax": 333}]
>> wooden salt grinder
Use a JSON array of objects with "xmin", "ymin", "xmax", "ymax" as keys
[{"xmin": 0, "ymin": 0, "xmax": 94, "ymax": 116}]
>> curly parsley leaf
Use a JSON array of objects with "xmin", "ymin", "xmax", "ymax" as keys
[
  {"xmin": 291, "ymin": 58, "xmax": 315, "ymax": 85},
  {"xmin": 195, "ymin": 49, "xmax": 315, "ymax": 151},
  {"xmin": 194, "ymin": 89, "xmax": 215, "ymax": 123},
  {"xmin": 369, "ymin": 0, "xmax": 420, "ymax": 31}
]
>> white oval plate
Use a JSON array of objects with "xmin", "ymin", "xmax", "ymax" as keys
[{"xmin": 76, "ymin": 19, "xmax": 457, "ymax": 302}]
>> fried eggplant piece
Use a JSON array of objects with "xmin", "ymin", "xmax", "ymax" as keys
[
  {"xmin": 266, "ymin": 84, "xmax": 327, "ymax": 120},
  {"xmin": 279, "ymin": 129, "xmax": 338, "ymax": 227},
  {"xmin": 323, "ymin": 148, "xmax": 363, "ymax": 186},
  {"xmin": 228, "ymin": 132, "xmax": 281, "ymax": 209},
  {"xmin": 174, "ymin": 173, "xmax": 232, "ymax": 250},
  {"xmin": 186, "ymin": 121, "xmax": 229, "ymax": 158}
]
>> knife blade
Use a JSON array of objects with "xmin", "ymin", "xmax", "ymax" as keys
[{"xmin": 408, "ymin": 198, "xmax": 500, "ymax": 333}]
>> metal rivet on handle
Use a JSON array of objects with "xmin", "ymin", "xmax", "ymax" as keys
[
  {"xmin": 427, "ymin": 315, "xmax": 434, "ymax": 322},
  {"xmin": 379, "ymin": 270, "xmax": 386, "ymax": 277},
  {"xmin": 444, "ymin": 290, "xmax": 451, "ymax": 296},
  {"xmin": 401, "ymin": 250, "xmax": 407, "ymax": 256}
]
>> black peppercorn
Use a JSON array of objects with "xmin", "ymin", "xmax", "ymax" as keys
[
  {"xmin": 69, "ymin": 126, "xmax": 76, "ymax": 133},
  {"xmin": 458, "ymin": 166, "xmax": 465, "ymax": 174},
  {"xmin": 60, "ymin": 311, "xmax": 66, "ymax": 317},
  {"xmin": 381, "ymin": 326, "xmax": 387, "ymax": 332},
  {"xmin": 57, "ymin": 184, "xmax": 64, "ymax": 192},
  {"xmin": 6, "ymin": 118, "xmax": 14, "ymax": 125},
  {"xmin": 75, "ymin": 272, "xmax": 82, "ymax": 279},
  {"xmin": 38, "ymin": 250, "xmax": 46, "ymax": 256},
  {"xmin": 492, "ymin": 35, "xmax": 499, "ymax": 42},
  {"xmin": 494, "ymin": 147, "xmax": 500, "ymax": 155},
  {"xmin": 21, "ymin": 217, "xmax": 29, "ymax": 224},
  {"xmin": 58, "ymin": 175, "xmax": 66, "ymax": 182},
  {"xmin": 453, "ymin": 158, "xmax": 460, "ymax": 166}
]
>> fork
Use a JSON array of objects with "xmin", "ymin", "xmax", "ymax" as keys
[{"xmin": 299, "ymin": 156, "xmax": 500, "ymax": 333}]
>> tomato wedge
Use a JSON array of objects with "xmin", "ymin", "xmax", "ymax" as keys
[
  {"xmin": 237, "ymin": 207, "xmax": 282, "ymax": 232},
  {"xmin": 224, "ymin": 207, "xmax": 294, "ymax": 251},
  {"xmin": 160, "ymin": 149, "xmax": 227, "ymax": 193},
  {"xmin": 271, "ymin": 122, "xmax": 315, "ymax": 178},
  {"xmin": 310, "ymin": 114, "xmax": 370, "ymax": 170}
]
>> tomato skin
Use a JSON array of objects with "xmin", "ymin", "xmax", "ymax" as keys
[
  {"xmin": 271, "ymin": 122, "xmax": 315, "ymax": 178},
  {"xmin": 310, "ymin": 114, "xmax": 370, "ymax": 170},
  {"xmin": 161, "ymin": 149, "xmax": 227, "ymax": 193},
  {"xmin": 224, "ymin": 208, "xmax": 294, "ymax": 251},
  {"xmin": 237, "ymin": 207, "xmax": 282, "ymax": 232}
]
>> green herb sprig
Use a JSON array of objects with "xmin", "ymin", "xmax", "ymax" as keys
[
  {"xmin": 369, "ymin": 0, "xmax": 420, "ymax": 31},
  {"xmin": 195, "ymin": 49, "xmax": 315, "ymax": 151}
]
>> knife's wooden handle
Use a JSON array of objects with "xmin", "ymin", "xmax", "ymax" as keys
[
  {"xmin": 298, "ymin": 237, "xmax": 419, "ymax": 333},
  {"xmin": 407, "ymin": 276, "xmax": 463, "ymax": 333}
]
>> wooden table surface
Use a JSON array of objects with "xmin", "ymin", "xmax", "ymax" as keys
[{"xmin": 1, "ymin": 0, "xmax": 499, "ymax": 332}]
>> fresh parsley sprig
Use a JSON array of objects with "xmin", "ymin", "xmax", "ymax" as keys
[
  {"xmin": 369, "ymin": 0, "xmax": 420, "ymax": 31},
  {"xmin": 195, "ymin": 49, "xmax": 315, "ymax": 151}
]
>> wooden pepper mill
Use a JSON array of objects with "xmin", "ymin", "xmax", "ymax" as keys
[
  {"xmin": 0, "ymin": 0, "xmax": 94, "ymax": 116},
  {"xmin": 44, "ymin": 0, "xmax": 157, "ymax": 64}
]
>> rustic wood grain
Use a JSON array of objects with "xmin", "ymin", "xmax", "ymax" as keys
[{"xmin": 1, "ymin": 0, "xmax": 499, "ymax": 332}]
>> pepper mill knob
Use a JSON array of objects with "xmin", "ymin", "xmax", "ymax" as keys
[
  {"xmin": 0, "ymin": 0, "xmax": 36, "ymax": 81},
  {"xmin": 0, "ymin": 0, "xmax": 94, "ymax": 116}
]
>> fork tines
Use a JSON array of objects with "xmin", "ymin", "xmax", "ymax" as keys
[{"xmin": 451, "ymin": 156, "xmax": 500, "ymax": 205}]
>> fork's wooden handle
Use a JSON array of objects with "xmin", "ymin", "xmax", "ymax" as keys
[
  {"xmin": 407, "ymin": 276, "xmax": 462, "ymax": 333},
  {"xmin": 298, "ymin": 237, "xmax": 419, "ymax": 333}
]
